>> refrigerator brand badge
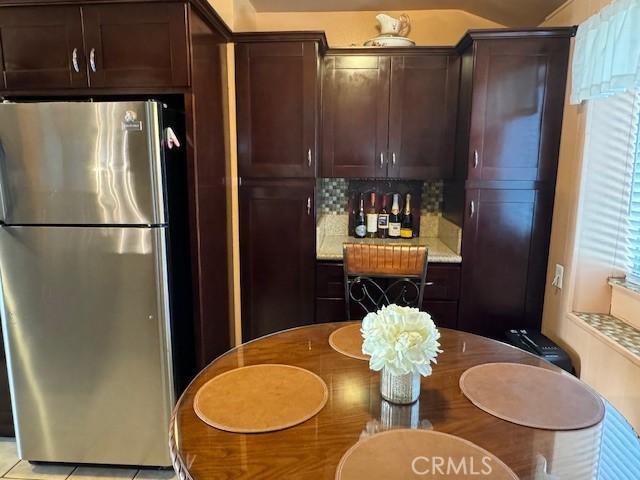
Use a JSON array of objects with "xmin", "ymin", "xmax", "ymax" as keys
[{"xmin": 122, "ymin": 111, "xmax": 143, "ymax": 132}]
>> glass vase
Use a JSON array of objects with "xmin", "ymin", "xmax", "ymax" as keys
[{"xmin": 380, "ymin": 367, "xmax": 421, "ymax": 404}]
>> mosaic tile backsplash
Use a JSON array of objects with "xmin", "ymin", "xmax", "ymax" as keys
[{"xmin": 318, "ymin": 178, "xmax": 443, "ymax": 215}]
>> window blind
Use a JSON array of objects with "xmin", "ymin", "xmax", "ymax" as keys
[
  {"xmin": 629, "ymin": 94, "xmax": 640, "ymax": 283},
  {"xmin": 579, "ymin": 90, "xmax": 639, "ymax": 281}
]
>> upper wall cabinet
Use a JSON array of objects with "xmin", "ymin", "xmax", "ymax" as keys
[
  {"xmin": 236, "ymin": 38, "xmax": 321, "ymax": 178},
  {"xmin": 464, "ymin": 37, "xmax": 570, "ymax": 183},
  {"xmin": 82, "ymin": 3, "xmax": 189, "ymax": 88},
  {"xmin": 0, "ymin": 6, "xmax": 86, "ymax": 89},
  {"xmin": 0, "ymin": 3, "xmax": 190, "ymax": 91},
  {"xmin": 322, "ymin": 55, "xmax": 390, "ymax": 178},
  {"xmin": 322, "ymin": 50, "xmax": 459, "ymax": 180},
  {"xmin": 387, "ymin": 54, "xmax": 459, "ymax": 179}
]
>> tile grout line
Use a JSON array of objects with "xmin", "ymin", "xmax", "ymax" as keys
[
  {"xmin": 1, "ymin": 459, "xmax": 20, "ymax": 478},
  {"xmin": 64, "ymin": 466, "xmax": 78, "ymax": 480}
]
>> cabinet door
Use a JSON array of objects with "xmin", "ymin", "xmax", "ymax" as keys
[
  {"xmin": 388, "ymin": 55, "xmax": 459, "ymax": 179},
  {"xmin": 240, "ymin": 179, "xmax": 315, "ymax": 341},
  {"xmin": 458, "ymin": 189, "xmax": 554, "ymax": 338},
  {"xmin": 0, "ymin": 329, "xmax": 13, "ymax": 436},
  {"xmin": 0, "ymin": 6, "xmax": 86, "ymax": 89},
  {"xmin": 236, "ymin": 42, "xmax": 319, "ymax": 178},
  {"xmin": 422, "ymin": 300, "xmax": 458, "ymax": 330},
  {"xmin": 468, "ymin": 38, "xmax": 570, "ymax": 182},
  {"xmin": 322, "ymin": 55, "xmax": 390, "ymax": 178},
  {"xmin": 82, "ymin": 3, "xmax": 189, "ymax": 88}
]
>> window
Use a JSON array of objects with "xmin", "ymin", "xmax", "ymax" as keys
[
  {"xmin": 629, "ymin": 112, "xmax": 640, "ymax": 283},
  {"xmin": 575, "ymin": 90, "xmax": 639, "ymax": 293}
]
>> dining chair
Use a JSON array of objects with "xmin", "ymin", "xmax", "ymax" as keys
[{"xmin": 343, "ymin": 243, "xmax": 429, "ymax": 320}]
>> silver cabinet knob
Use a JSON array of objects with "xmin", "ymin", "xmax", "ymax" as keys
[
  {"xmin": 470, "ymin": 200, "xmax": 475, "ymax": 218},
  {"xmin": 473, "ymin": 149, "xmax": 479, "ymax": 168},
  {"xmin": 89, "ymin": 48, "xmax": 97, "ymax": 73},
  {"xmin": 392, "ymin": 152, "xmax": 397, "ymax": 166},
  {"xmin": 380, "ymin": 152, "xmax": 384, "ymax": 167},
  {"xmin": 307, "ymin": 148, "xmax": 312, "ymax": 168},
  {"xmin": 72, "ymin": 48, "xmax": 80, "ymax": 73},
  {"xmin": 307, "ymin": 197, "xmax": 312, "ymax": 216}
]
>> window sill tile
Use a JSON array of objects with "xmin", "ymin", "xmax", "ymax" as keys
[{"xmin": 571, "ymin": 312, "xmax": 640, "ymax": 365}]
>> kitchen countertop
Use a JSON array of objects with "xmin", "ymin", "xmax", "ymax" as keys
[{"xmin": 317, "ymin": 235, "xmax": 462, "ymax": 263}]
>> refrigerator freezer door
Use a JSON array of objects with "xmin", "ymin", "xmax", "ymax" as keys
[
  {"xmin": 0, "ymin": 226, "xmax": 174, "ymax": 466},
  {"xmin": 0, "ymin": 101, "xmax": 165, "ymax": 225}
]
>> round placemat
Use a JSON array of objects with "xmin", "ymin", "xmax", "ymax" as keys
[
  {"xmin": 336, "ymin": 429, "xmax": 517, "ymax": 479},
  {"xmin": 194, "ymin": 364, "xmax": 328, "ymax": 433},
  {"xmin": 329, "ymin": 323, "xmax": 369, "ymax": 360},
  {"xmin": 460, "ymin": 362, "xmax": 604, "ymax": 430}
]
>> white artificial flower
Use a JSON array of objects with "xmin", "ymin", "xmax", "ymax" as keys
[{"xmin": 361, "ymin": 304, "xmax": 442, "ymax": 377}]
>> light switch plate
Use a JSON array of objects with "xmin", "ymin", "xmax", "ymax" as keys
[{"xmin": 552, "ymin": 264, "xmax": 564, "ymax": 289}]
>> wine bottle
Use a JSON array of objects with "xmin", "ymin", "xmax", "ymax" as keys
[
  {"xmin": 354, "ymin": 195, "xmax": 367, "ymax": 238},
  {"xmin": 400, "ymin": 193, "xmax": 414, "ymax": 239},
  {"xmin": 366, "ymin": 192, "xmax": 378, "ymax": 238},
  {"xmin": 377, "ymin": 194, "xmax": 389, "ymax": 238},
  {"xmin": 388, "ymin": 193, "xmax": 401, "ymax": 238}
]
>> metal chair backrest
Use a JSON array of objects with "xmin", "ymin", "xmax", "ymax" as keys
[{"xmin": 343, "ymin": 243, "xmax": 428, "ymax": 320}]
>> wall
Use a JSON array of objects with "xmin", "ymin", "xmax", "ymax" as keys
[
  {"xmin": 540, "ymin": 0, "xmax": 640, "ymax": 431},
  {"xmin": 207, "ymin": 0, "xmax": 257, "ymax": 30},
  {"xmin": 540, "ymin": 0, "xmax": 615, "ymax": 355},
  {"xmin": 251, "ymin": 10, "xmax": 503, "ymax": 46}
]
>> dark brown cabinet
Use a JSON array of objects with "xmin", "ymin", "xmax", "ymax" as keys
[
  {"xmin": 82, "ymin": 3, "xmax": 189, "ymax": 88},
  {"xmin": 0, "ymin": 6, "xmax": 86, "ymax": 89},
  {"xmin": 388, "ymin": 54, "xmax": 459, "ymax": 179},
  {"xmin": 458, "ymin": 189, "xmax": 554, "ymax": 337},
  {"xmin": 321, "ymin": 55, "xmax": 390, "ymax": 178},
  {"xmin": 236, "ymin": 39, "xmax": 320, "ymax": 178},
  {"xmin": 450, "ymin": 29, "xmax": 573, "ymax": 339},
  {"xmin": 240, "ymin": 179, "xmax": 316, "ymax": 341},
  {"xmin": 322, "ymin": 51, "xmax": 459, "ymax": 180},
  {"xmin": 466, "ymin": 38, "xmax": 569, "ymax": 182},
  {"xmin": 0, "ymin": 328, "xmax": 13, "ymax": 436},
  {"xmin": 0, "ymin": 2, "xmax": 190, "ymax": 91}
]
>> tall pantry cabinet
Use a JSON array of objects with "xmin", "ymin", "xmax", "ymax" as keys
[
  {"xmin": 448, "ymin": 29, "xmax": 573, "ymax": 338},
  {"xmin": 235, "ymin": 33, "xmax": 325, "ymax": 341}
]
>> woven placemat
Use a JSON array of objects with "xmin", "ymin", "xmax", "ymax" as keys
[
  {"xmin": 460, "ymin": 362, "xmax": 604, "ymax": 430},
  {"xmin": 336, "ymin": 429, "xmax": 517, "ymax": 479},
  {"xmin": 194, "ymin": 364, "xmax": 328, "ymax": 433},
  {"xmin": 329, "ymin": 323, "xmax": 369, "ymax": 360}
]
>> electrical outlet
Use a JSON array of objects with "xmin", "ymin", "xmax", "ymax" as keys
[{"xmin": 552, "ymin": 264, "xmax": 564, "ymax": 289}]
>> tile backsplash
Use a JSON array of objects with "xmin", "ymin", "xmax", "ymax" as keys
[
  {"xmin": 317, "ymin": 178, "xmax": 349, "ymax": 214},
  {"xmin": 317, "ymin": 178, "xmax": 443, "ymax": 215}
]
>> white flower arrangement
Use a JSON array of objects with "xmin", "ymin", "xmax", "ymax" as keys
[{"xmin": 361, "ymin": 304, "xmax": 442, "ymax": 377}]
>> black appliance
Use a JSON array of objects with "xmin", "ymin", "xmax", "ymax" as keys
[{"xmin": 504, "ymin": 329, "xmax": 574, "ymax": 374}]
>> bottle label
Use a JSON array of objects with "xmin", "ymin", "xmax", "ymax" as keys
[
  {"xmin": 389, "ymin": 223, "xmax": 401, "ymax": 236},
  {"xmin": 355, "ymin": 224, "xmax": 367, "ymax": 237},
  {"xmin": 378, "ymin": 214, "xmax": 389, "ymax": 229},
  {"xmin": 400, "ymin": 228, "xmax": 413, "ymax": 239},
  {"xmin": 366, "ymin": 214, "xmax": 378, "ymax": 233}
]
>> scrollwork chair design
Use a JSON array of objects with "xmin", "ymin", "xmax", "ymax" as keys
[{"xmin": 343, "ymin": 243, "xmax": 428, "ymax": 320}]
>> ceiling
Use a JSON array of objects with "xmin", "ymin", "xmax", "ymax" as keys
[{"xmin": 247, "ymin": 0, "xmax": 568, "ymax": 27}]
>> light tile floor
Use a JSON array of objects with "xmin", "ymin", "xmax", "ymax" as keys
[{"xmin": 0, "ymin": 439, "xmax": 175, "ymax": 480}]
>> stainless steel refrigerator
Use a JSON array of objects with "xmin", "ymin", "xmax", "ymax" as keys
[{"xmin": 0, "ymin": 101, "xmax": 183, "ymax": 467}]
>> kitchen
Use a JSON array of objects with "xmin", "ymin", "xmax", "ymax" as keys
[{"xmin": 0, "ymin": 0, "xmax": 638, "ymax": 479}]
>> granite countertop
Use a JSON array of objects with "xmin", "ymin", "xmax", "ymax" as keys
[{"xmin": 317, "ymin": 235, "xmax": 462, "ymax": 263}]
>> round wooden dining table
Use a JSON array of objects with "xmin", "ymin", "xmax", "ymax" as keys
[{"xmin": 170, "ymin": 323, "xmax": 640, "ymax": 479}]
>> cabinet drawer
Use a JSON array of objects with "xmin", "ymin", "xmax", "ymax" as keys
[
  {"xmin": 316, "ymin": 261, "xmax": 345, "ymax": 298},
  {"xmin": 422, "ymin": 300, "xmax": 458, "ymax": 329},
  {"xmin": 423, "ymin": 264, "xmax": 460, "ymax": 300},
  {"xmin": 315, "ymin": 298, "xmax": 346, "ymax": 324},
  {"xmin": 316, "ymin": 261, "xmax": 460, "ymax": 301}
]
